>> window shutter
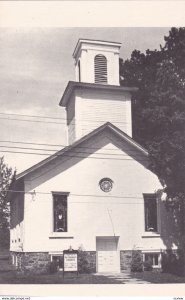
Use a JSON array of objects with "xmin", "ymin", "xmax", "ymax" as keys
[{"xmin": 94, "ymin": 54, "xmax": 108, "ymax": 84}]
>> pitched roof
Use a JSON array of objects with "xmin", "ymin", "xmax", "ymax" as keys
[{"xmin": 16, "ymin": 122, "xmax": 148, "ymax": 180}]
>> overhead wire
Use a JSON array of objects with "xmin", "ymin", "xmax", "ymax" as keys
[
  {"xmin": 4, "ymin": 189, "xmax": 144, "ymax": 198},
  {"xmin": 0, "ymin": 145, "xmax": 59, "ymax": 152},
  {"xmin": 0, "ymin": 140, "xmax": 63, "ymax": 147},
  {"xmin": 0, "ymin": 112, "xmax": 62, "ymax": 120},
  {"xmin": 3, "ymin": 188, "xmax": 146, "ymax": 204},
  {"xmin": 0, "ymin": 117, "xmax": 64, "ymax": 125},
  {"xmin": 0, "ymin": 140, "xmax": 147, "ymax": 154},
  {"xmin": 0, "ymin": 116, "xmax": 131, "ymax": 126},
  {"xmin": 0, "ymin": 145, "xmax": 147, "ymax": 158},
  {"xmin": 0, "ymin": 112, "xmax": 147, "ymax": 156},
  {"xmin": 0, "ymin": 111, "xmax": 132, "ymax": 124},
  {"xmin": 0, "ymin": 149, "xmax": 148, "ymax": 161}
]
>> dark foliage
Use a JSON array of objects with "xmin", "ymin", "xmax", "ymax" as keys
[
  {"xmin": 161, "ymin": 250, "xmax": 184, "ymax": 276},
  {"xmin": 143, "ymin": 259, "xmax": 153, "ymax": 271},
  {"xmin": 0, "ymin": 157, "xmax": 14, "ymax": 249},
  {"xmin": 120, "ymin": 28, "xmax": 185, "ymax": 256},
  {"xmin": 78, "ymin": 247, "xmax": 92, "ymax": 274},
  {"xmin": 131, "ymin": 250, "xmax": 143, "ymax": 272},
  {"xmin": 120, "ymin": 28, "xmax": 185, "ymax": 203},
  {"xmin": 48, "ymin": 261, "xmax": 58, "ymax": 274}
]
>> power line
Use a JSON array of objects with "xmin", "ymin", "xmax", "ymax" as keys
[
  {"xmin": 4, "ymin": 189, "xmax": 147, "ymax": 203},
  {"xmin": 0, "ymin": 112, "xmax": 62, "ymax": 120},
  {"xmin": 0, "ymin": 149, "xmax": 148, "ymax": 161},
  {"xmin": 0, "ymin": 116, "xmax": 131, "ymax": 125},
  {"xmin": 0, "ymin": 112, "xmax": 132, "ymax": 125},
  {"xmin": 0, "ymin": 140, "xmax": 63, "ymax": 147},
  {"xmin": 0, "ymin": 140, "xmax": 146, "ymax": 153},
  {"xmin": 0, "ymin": 145, "xmax": 59, "ymax": 152},
  {"xmin": 4, "ymin": 189, "xmax": 144, "ymax": 198},
  {"xmin": 0, "ymin": 117, "xmax": 64, "ymax": 125},
  {"xmin": 0, "ymin": 149, "xmax": 51, "ymax": 156},
  {"xmin": 0, "ymin": 145, "xmax": 146, "ymax": 158}
]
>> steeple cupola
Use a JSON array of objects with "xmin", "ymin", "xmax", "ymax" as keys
[
  {"xmin": 60, "ymin": 39, "xmax": 137, "ymax": 145},
  {"xmin": 73, "ymin": 39, "xmax": 121, "ymax": 85}
]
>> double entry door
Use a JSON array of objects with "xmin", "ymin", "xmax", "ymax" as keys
[{"xmin": 96, "ymin": 236, "xmax": 120, "ymax": 273}]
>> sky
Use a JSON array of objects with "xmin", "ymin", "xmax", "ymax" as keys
[{"xmin": 0, "ymin": 27, "xmax": 171, "ymax": 173}]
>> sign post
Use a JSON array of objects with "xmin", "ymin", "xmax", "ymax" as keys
[{"xmin": 63, "ymin": 248, "xmax": 78, "ymax": 278}]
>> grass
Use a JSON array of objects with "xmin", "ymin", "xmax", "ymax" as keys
[
  {"xmin": 0, "ymin": 269, "xmax": 185, "ymax": 284},
  {"xmin": 0, "ymin": 270, "xmax": 124, "ymax": 284},
  {"xmin": 130, "ymin": 271, "xmax": 185, "ymax": 284}
]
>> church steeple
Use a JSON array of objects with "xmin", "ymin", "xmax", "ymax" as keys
[
  {"xmin": 60, "ymin": 39, "xmax": 137, "ymax": 145},
  {"xmin": 73, "ymin": 39, "xmax": 121, "ymax": 85}
]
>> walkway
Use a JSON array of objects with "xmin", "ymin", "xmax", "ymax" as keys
[{"xmin": 93, "ymin": 272, "xmax": 151, "ymax": 284}]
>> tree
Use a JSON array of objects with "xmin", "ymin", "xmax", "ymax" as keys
[
  {"xmin": 0, "ymin": 157, "xmax": 14, "ymax": 249},
  {"xmin": 120, "ymin": 29, "xmax": 185, "ymax": 271},
  {"xmin": 120, "ymin": 49, "xmax": 164, "ymax": 146},
  {"xmin": 145, "ymin": 60, "xmax": 185, "ymax": 198},
  {"xmin": 120, "ymin": 27, "xmax": 185, "ymax": 201}
]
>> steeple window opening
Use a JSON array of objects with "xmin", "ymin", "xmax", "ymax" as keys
[{"xmin": 94, "ymin": 54, "xmax": 108, "ymax": 84}]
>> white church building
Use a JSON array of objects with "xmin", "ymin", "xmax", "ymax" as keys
[{"xmin": 10, "ymin": 39, "xmax": 179, "ymax": 274}]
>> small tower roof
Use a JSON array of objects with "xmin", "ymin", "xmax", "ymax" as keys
[
  {"xmin": 73, "ymin": 38, "xmax": 121, "ymax": 60},
  {"xmin": 59, "ymin": 81, "xmax": 138, "ymax": 107}
]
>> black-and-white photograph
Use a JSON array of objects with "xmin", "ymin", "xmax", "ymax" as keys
[{"xmin": 0, "ymin": 24, "xmax": 185, "ymax": 286}]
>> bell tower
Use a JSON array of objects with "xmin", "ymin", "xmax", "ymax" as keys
[
  {"xmin": 73, "ymin": 39, "xmax": 121, "ymax": 85},
  {"xmin": 60, "ymin": 39, "xmax": 137, "ymax": 145}
]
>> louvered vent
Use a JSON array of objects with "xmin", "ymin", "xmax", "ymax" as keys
[{"xmin": 94, "ymin": 55, "xmax": 107, "ymax": 84}]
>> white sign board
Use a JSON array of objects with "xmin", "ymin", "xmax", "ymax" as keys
[{"xmin": 64, "ymin": 253, "xmax": 78, "ymax": 271}]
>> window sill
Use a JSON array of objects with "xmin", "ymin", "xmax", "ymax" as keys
[
  {"xmin": 49, "ymin": 233, "xmax": 74, "ymax": 239},
  {"xmin": 142, "ymin": 232, "xmax": 161, "ymax": 238}
]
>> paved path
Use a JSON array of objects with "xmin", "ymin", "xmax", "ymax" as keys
[{"xmin": 93, "ymin": 272, "xmax": 151, "ymax": 284}]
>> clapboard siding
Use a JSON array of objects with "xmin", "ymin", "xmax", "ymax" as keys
[
  {"xmin": 66, "ymin": 94, "xmax": 76, "ymax": 144},
  {"xmin": 76, "ymin": 89, "xmax": 132, "ymax": 140}
]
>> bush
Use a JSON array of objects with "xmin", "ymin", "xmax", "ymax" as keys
[
  {"xmin": 161, "ymin": 250, "xmax": 184, "ymax": 276},
  {"xmin": 143, "ymin": 259, "xmax": 153, "ymax": 271},
  {"xmin": 131, "ymin": 250, "xmax": 143, "ymax": 272},
  {"xmin": 78, "ymin": 246, "xmax": 92, "ymax": 274},
  {"xmin": 48, "ymin": 261, "xmax": 58, "ymax": 274}
]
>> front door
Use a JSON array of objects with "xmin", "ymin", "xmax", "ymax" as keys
[{"xmin": 96, "ymin": 237, "xmax": 120, "ymax": 273}]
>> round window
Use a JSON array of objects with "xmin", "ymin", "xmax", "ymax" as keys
[{"xmin": 99, "ymin": 178, "xmax": 113, "ymax": 193}]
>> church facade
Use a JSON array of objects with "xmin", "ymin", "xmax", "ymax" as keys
[{"xmin": 10, "ymin": 39, "xmax": 179, "ymax": 274}]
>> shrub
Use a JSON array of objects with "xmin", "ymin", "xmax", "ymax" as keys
[
  {"xmin": 131, "ymin": 250, "xmax": 143, "ymax": 272},
  {"xmin": 78, "ymin": 246, "xmax": 92, "ymax": 274},
  {"xmin": 48, "ymin": 261, "xmax": 58, "ymax": 274},
  {"xmin": 143, "ymin": 259, "xmax": 153, "ymax": 271},
  {"xmin": 161, "ymin": 250, "xmax": 184, "ymax": 276}
]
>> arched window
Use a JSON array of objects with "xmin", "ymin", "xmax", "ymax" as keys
[{"xmin": 94, "ymin": 54, "xmax": 107, "ymax": 84}]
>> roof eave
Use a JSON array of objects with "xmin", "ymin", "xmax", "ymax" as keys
[
  {"xmin": 73, "ymin": 39, "xmax": 122, "ymax": 59},
  {"xmin": 59, "ymin": 81, "xmax": 138, "ymax": 107}
]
